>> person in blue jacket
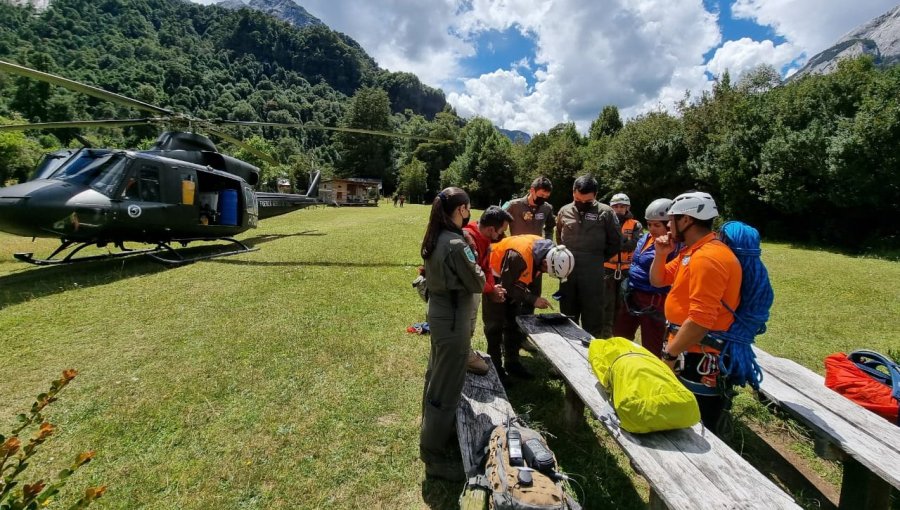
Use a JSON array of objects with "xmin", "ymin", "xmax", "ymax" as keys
[{"xmin": 612, "ymin": 198, "xmax": 682, "ymax": 356}]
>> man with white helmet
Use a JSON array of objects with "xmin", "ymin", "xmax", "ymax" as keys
[
  {"xmin": 484, "ymin": 235, "xmax": 574, "ymax": 381},
  {"xmin": 650, "ymin": 191, "xmax": 742, "ymax": 434},
  {"xmin": 602, "ymin": 192, "xmax": 643, "ymax": 337}
]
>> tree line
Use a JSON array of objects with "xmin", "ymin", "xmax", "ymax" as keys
[{"xmin": 0, "ymin": 0, "xmax": 896, "ymax": 251}]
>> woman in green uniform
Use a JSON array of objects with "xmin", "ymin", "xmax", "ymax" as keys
[{"xmin": 419, "ymin": 187, "xmax": 486, "ymax": 480}]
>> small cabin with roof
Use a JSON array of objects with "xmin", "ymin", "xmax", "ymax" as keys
[{"xmin": 320, "ymin": 177, "xmax": 381, "ymax": 206}]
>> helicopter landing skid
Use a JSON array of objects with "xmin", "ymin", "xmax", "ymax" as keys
[
  {"xmin": 14, "ymin": 241, "xmax": 160, "ymax": 266},
  {"xmin": 146, "ymin": 237, "xmax": 258, "ymax": 266}
]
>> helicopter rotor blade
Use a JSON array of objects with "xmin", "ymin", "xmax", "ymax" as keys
[
  {"xmin": 0, "ymin": 60, "xmax": 174, "ymax": 116},
  {"xmin": 0, "ymin": 118, "xmax": 163, "ymax": 132},
  {"xmin": 204, "ymin": 126, "xmax": 280, "ymax": 166},
  {"xmin": 213, "ymin": 120, "xmax": 451, "ymax": 142}
]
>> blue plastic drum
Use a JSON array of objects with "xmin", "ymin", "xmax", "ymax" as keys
[{"xmin": 219, "ymin": 189, "xmax": 239, "ymax": 226}]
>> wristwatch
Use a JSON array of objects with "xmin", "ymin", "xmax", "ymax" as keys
[{"xmin": 660, "ymin": 348, "xmax": 680, "ymax": 361}]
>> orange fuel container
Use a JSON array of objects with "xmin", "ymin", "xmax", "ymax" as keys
[{"xmin": 182, "ymin": 179, "xmax": 196, "ymax": 205}]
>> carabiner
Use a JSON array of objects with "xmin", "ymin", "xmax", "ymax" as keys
[{"xmin": 697, "ymin": 353, "xmax": 715, "ymax": 376}]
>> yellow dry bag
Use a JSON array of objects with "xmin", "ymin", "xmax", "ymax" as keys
[{"xmin": 588, "ymin": 337, "xmax": 700, "ymax": 433}]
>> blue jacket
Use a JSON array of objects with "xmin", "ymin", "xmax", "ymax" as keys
[{"xmin": 627, "ymin": 233, "xmax": 681, "ymax": 294}]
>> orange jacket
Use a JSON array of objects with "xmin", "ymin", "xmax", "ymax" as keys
[
  {"xmin": 661, "ymin": 232, "xmax": 742, "ymax": 352},
  {"xmin": 604, "ymin": 218, "xmax": 639, "ymax": 271},
  {"xmin": 489, "ymin": 235, "xmax": 542, "ymax": 285}
]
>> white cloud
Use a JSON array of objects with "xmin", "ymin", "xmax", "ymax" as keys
[
  {"xmin": 449, "ymin": 0, "xmax": 722, "ymax": 132},
  {"xmin": 731, "ymin": 0, "xmax": 898, "ymax": 57},
  {"xmin": 188, "ymin": 0, "xmax": 898, "ymax": 134},
  {"xmin": 298, "ymin": 0, "xmax": 475, "ymax": 88},
  {"xmin": 706, "ymin": 37, "xmax": 798, "ymax": 79}
]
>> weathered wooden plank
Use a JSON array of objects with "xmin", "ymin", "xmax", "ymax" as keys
[
  {"xmin": 456, "ymin": 351, "xmax": 516, "ymax": 477},
  {"xmin": 754, "ymin": 347, "xmax": 900, "ymax": 490},
  {"xmin": 528, "ymin": 329, "xmax": 800, "ymax": 509}
]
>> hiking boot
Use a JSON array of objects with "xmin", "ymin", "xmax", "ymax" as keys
[
  {"xmin": 506, "ymin": 361, "xmax": 535, "ymax": 380},
  {"xmin": 520, "ymin": 339, "xmax": 539, "ymax": 354},
  {"xmin": 466, "ymin": 350, "xmax": 489, "ymax": 375}
]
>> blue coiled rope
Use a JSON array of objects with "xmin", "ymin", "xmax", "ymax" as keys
[{"xmin": 708, "ymin": 221, "xmax": 773, "ymax": 390}]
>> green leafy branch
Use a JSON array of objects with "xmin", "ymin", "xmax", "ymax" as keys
[{"xmin": 0, "ymin": 370, "xmax": 106, "ymax": 510}]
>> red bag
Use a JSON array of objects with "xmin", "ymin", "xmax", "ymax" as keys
[{"xmin": 824, "ymin": 352, "xmax": 899, "ymax": 424}]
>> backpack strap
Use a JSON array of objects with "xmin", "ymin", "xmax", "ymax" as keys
[{"xmin": 847, "ymin": 350, "xmax": 900, "ymax": 400}]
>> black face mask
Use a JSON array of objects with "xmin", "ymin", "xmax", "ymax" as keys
[
  {"xmin": 461, "ymin": 215, "xmax": 470, "ymax": 227},
  {"xmin": 574, "ymin": 200, "xmax": 592, "ymax": 213},
  {"xmin": 493, "ymin": 233, "xmax": 505, "ymax": 243},
  {"xmin": 533, "ymin": 196, "xmax": 547, "ymax": 207}
]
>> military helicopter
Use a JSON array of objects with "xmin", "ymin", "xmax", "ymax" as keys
[{"xmin": 0, "ymin": 60, "xmax": 439, "ymax": 265}]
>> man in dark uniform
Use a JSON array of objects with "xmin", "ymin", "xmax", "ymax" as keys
[
  {"xmin": 504, "ymin": 176, "xmax": 555, "ymax": 239},
  {"xmin": 555, "ymin": 175, "xmax": 621, "ymax": 338},
  {"xmin": 503, "ymin": 176, "xmax": 554, "ymax": 349}
]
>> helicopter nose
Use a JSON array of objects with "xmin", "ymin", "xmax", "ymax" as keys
[{"xmin": 0, "ymin": 180, "xmax": 71, "ymax": 237}]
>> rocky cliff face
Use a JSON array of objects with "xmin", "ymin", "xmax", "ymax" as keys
[
  {"xmin": 217, "ymin": 0, "xmax": 323, "ymax": 28},
  {"xmin": 4, "ymin": 0, "xmax": 51, "ymax": 10},
  {"xmin": 792, "ymin": 4, "xmax": 900, "ymax": 79}
]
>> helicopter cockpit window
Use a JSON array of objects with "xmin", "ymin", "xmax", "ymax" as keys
[
  {"xmin": 138, "ymin": 167, "xmax": 161, "ymax": 202},
  {"xmin": 51, "ymin": 152, "xmax": 130, "ymax": 198}
]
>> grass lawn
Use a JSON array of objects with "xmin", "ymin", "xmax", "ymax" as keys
[{"xmin": 1, "ymin": 204, "xmax": 897, "ymax": 509}]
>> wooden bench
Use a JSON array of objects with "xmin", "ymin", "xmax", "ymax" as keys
[
  {"xmin": 456, "ymin": 351, "xmax": 577, "ymax": 509},
  {"xmin": 516, "ymin": 315, "xmax": 801, "ymax": 510},
  {"xmin": 753, "ymin": 347, "xmax": 900, "ymax": 509}
]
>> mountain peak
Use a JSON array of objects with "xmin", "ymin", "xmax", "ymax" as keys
[
  {"xmin": 217, "ymin": 0, "xmax": 324, "ymax": 28},
  {"xmin": 791, "ymin": 5, "xmax": 900, "ymax": 79}
]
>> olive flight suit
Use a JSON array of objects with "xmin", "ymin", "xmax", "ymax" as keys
[
  {"xmin": 420, "ymin": 229, "xmax": 485, "ymax": 468},
  {"xmin": 555, "ymin": 201, "xmax": 621, "ymax": 338},
  {"xmin": 504, "ymin": 197, "xmax": 554, "ymax": 317}
]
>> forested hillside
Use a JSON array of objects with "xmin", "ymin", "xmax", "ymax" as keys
[{"xmin": 0, "ymin": 0, "xmax": 451, "ymax": 190}]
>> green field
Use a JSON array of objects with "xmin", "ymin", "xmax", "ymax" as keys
[{"xmin": 1, "ymin": 204, "xmax": 898, "ymax": 509}]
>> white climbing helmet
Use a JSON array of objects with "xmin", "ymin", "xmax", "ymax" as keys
[
  {"xmin": 668, "ymin": 191, "xmax": 719, "ymax": 220},
  {"xmin": 610, "ymin": 193, "xmax": 630, "ymax": 206},
  {"xmin": 546, "ymin": 245, "xmax": 574, "ymax": 282},
  {"xmin": 645, "ymin": 198, "xmax": 673, "ymax": 222}
]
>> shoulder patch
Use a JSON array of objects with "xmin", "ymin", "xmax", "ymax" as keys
[
  {"xmin": 682, "ymin": 255, "xmax": 691, "ymax": 266},
  {"xmin": 464, "ymin": 246, "xmax": 476, "ymax": 263}
]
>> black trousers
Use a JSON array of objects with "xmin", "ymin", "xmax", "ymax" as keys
[
  {"xmin": 681, "ymin": 352, "xmax": 733, "ymax": 435},
  {"xmin": 483, "ymin": 297, "xmax": 526, "ymax": 369}
]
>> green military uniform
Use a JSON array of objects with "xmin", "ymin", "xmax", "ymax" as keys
[
  {"xmin": 503, "ymin": 196, "xmax": 554, "ymax": 317},
  {"xmin": 504, "ymin": 196, "xmax": 555, "ymax": 239},
  {"xmin": 420, "ymin": 229, "xmax": 485, "ymax": 472},
  {"xmin": 555, "ymin": 201, "xmax": 621, "ymax": 338}
]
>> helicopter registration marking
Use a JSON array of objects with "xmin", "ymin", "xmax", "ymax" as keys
[{"xmin": 127, "ymin": 205, "xmax": 143, "ymax": 218}]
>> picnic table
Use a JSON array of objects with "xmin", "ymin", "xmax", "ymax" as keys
[
  {"xmin": 753, "ymin": 347, "xmax": 900, "ymax": 509},
  {"xmin": 516, "ymin": 314, "xmax": 800, "ymax": 510}
]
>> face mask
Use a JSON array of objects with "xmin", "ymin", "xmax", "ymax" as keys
[
  {"xmin": 461, "ymin": 214, "xmax": 470, "ymax": 227},
  {"xmin": 492, "ymin": 232, "xmax": 505, "ymax": 243},
  {"xmin": 533, "ymin": 196, "xmax": 547, "ymax": 207},
  {"xmin": 574, "ymin": 200, "xmax": 592, "ymax": 213}
]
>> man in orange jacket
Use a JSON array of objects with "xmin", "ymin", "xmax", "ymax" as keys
[
  {"xmin": 601, "ymin": 193, "xmax": 643, "ymax": 338},
  {"xmin": 483, "ymin": 235, "xmax": 574, "ymax": 381},
  {"xmin": 650, "ymin": 191, "xmax": 742, "ymax": 433}
]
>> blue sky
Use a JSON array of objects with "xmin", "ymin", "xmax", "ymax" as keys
[{"xmin": 195, "ymin": 0, "xmax": 899, "ymax": 133}]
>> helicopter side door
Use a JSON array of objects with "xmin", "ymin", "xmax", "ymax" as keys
[
  {"xmin": 117, "ymin": 161, "xmax": 176, "ymax": 241},
  {"xmin": 243, "ymin": 184, "xmax": 258, "ymax": 228}
]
